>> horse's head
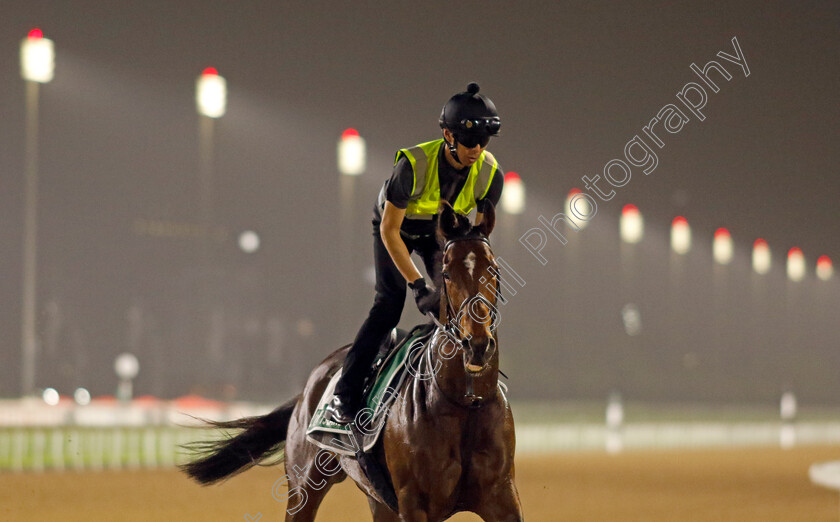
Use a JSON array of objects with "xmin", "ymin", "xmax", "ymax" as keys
[{"xmin": 436, "ymin": 201, "xmax": 500, "ymax": 375}]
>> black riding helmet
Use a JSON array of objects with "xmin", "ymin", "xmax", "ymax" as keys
[{"xmin": 439, "ymin": 83, "xmax": 500, "ymax": 159}]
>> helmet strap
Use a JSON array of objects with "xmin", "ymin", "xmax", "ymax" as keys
[{"xmin": 446, "ymin": 134, "xmax": 461, "ymax": 165}]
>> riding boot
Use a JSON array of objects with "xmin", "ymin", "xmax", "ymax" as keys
[{"xmin": 324, "ymin": 394, "xmax": 358, "ymax": 425}]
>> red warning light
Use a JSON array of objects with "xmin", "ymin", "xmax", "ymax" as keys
[
  {"xmin": 788, "ymin": 247, "xmax": 802, "ymax": 258},
  {"xmin": 202, "ymin": 67, "xmax": 218, "ymax": 76},
  {"xmin": 714, "ymin": 227, "xmax": 730, "ymax": 239},
  {"xmin": 567, "ymin": 187, "xmax": 581, "ymax": 197},
  {"xmin": 754, "ymin": 238, "xmax": 767, "ymax": 248},
  {"xmin": 505, "ymin": 172, "xmax": 521, "ymax": 183},
  {"xmin": 28, "ymin": 28, "xmax": 43, "ymax": 39},
  {"xmin": 341, "ymin": 128, "xmax": 360, "ymax": 139},
  {"xmin": 622, "ymin": 204, "xmax": 638, "ymax": 215},
  {"xmin": 816, "ymin": 254, "xmax": 834, "ymax": 280},
  {"xmin": 672, "ymin": 216, "xmax": 688, "ymax": 226}
]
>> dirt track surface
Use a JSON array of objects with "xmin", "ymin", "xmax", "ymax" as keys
[{"xmin": 1, "ymin": 445, "xmax": 838, "ymax": 521}]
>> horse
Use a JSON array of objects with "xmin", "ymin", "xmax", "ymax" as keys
[{"xmin": 181, "ymin": 201, "xmax": 523, "ymax": 521}]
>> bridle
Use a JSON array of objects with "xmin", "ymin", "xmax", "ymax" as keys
[
  {"xmin": 433, "ymin": 235, "xmax": 504, "ymax": 329},
  {"xmin": 425, "ymin": 234, "xmax": 503, "ymax": 408}
]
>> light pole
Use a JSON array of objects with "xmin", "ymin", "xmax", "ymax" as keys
[
  {"xmin": 784, "ymin": 247, "xmax": 806, "ymax": 388},
  {"xmin": 711, "ymin": 227, "xmax": 733, "ymax": 369},
  {"xmin": 669, "ymin": 216, "xmax": 691, "ymax": 305},
  {"xmin": 337, "ymin": 128, "xmax": 366, "ymax": 177},
  {"xmin": 337, "ymin": 128, "xmax": 366, "ymax": 224},
  {"xmin": 499, "ymin": 172, "xmax": 524, "ymax": 247},
  {"xmin": 752, "ymin": 238, "xmax": 772, "ymax": 275},
  {"xmin": 668, "ymin": 216, "xmax": 691, "ymax": 369},
  {"xmin": 712, "ymin": 228, "xmax": 733, "ymax": 266},
  {"xmin": 563, "ymin": 188, "xmax": 586, "ymax": 230},
  {"xmin": 750, "ymin": 239, "xmax": 772, "ymax": 379},
  {"xmin": 619, "ymin": 204, "xmax": 643, "ymax": 290},
  {"xmin": 786, "ymin": 247, "xmax": 806, "ymax": 282},
  {"xmin": 19, "ymin": 28, "xmax": 54, "ymax": 397},
  {"xmin": 114, "ymin": 353, "xmax": 140, "ymax": 402},
  {"xmin": 195, "ymin": 67, "xmax": 226, "ymax": 367},
  {"xmin": 337, "ymin": 128, "xmax": 365, "ymax": 332},
  {"xmin": 195, "ymin": 67, "xmax": 226, "ymax": 242},
  {"xmin": 500, "ymin": 172, "xmax": 525, "ymax": 215},
  {"xmin": 337, "ymin": 128, "xmax": 365, "ymax": 260},
  {"xmin": 618, "ymin": 204, "xmax": 643, "ymax": 391},
  {"xmin": 815, "ymin": 255, "xmax": 833, "ymax": 282},
  {"xmin": 670, "ymin": 216, "xmax": 691, "ymax": 256}
]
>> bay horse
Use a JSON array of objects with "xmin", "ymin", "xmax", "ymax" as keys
[{"xmin": 182, "ymin": 201, "xmax": 523, "ymax": 521}]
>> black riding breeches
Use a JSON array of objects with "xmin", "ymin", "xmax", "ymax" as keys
[{"xmin": 333, "ymin": 226, "xmax": 441, "ymax": 404}]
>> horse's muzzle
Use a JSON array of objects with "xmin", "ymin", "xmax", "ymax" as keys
[{"xmin": 464, "ymin": 337, "xmax": 496, "ymax": 373}]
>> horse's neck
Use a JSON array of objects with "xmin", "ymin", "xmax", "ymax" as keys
[{"xmin": 425, "ymin": 329, "xmax": 500, "ymax": 409}]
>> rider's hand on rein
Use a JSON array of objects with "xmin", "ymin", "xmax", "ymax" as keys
[{"xmin": 409, "ymin": 277, "xmax": 440, "ymax": 316}]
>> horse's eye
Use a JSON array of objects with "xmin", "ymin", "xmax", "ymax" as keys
[{"xmin": 442, "ymin": 271, "xmax": 450, "ymax": 280}]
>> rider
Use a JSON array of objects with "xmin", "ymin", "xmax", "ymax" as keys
[{"xmin": 325, "ymin": 82, "xmax": 505, "ymax": 424}]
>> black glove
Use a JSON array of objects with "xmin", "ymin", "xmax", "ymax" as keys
[{"xmin": 409, "ymin": 277, "xmax": 440, "ymax": 316}]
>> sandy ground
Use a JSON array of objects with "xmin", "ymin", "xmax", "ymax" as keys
[{"xmin": 1, "ymin": 445, "xmax": 838, "ymax": 521}]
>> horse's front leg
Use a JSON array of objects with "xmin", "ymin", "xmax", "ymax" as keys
[
  {"xmin": 368, "ymin": 497, "xmax": 402, "ymax": 522},
  {"xmin": 395, "ymin": 486, "xmax": 430, "ymax": 522},
  {"xmin": 474, "ymin": 477, "xmax": 524, "ymax": 522}
]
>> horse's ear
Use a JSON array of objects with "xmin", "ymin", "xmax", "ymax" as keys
[
  {"xmin": 437, "ymin": 200, "xmax": 460, "ymax": 242},
  {"xmin": 477, "ymin": 201, "xmax": 496, "ymax": 238}
]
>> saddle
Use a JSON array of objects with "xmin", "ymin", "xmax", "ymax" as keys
[
  {"xmin": 306, "ymin": 322, "xmax": 435, "ymax": 454},
  {"xmin": 361, "ymin": 327, "xmax": 411, "ymax": 399}
]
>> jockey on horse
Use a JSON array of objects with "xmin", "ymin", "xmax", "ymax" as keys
[{"xmin": 325, "ymin": 82, "xmax": 505, "ymax": 424}]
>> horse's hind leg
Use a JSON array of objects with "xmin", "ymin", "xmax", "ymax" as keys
[
  {"xmin": 282, "ymin": 424, "xmax": 347, "ymax": 521},
  {"xmin": 281, "ymin": 459, "xmax": 346, "ymax": 522}
]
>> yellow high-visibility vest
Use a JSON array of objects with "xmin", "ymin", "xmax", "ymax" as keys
[{"xmin": 397, "ymin": 139, "xmax": 498, "ymax": 220}]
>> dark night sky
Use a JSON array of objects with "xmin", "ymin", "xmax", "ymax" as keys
[{"xmin": 0, "ymin": 1, "xmax": 837, "ymax": 401}]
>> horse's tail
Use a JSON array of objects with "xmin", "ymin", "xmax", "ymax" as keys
[{"xmin": 180, "ymin": 394, "xmax": 300, "ymax": 485}]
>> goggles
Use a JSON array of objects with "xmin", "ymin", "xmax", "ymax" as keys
[
  {"xmin": 453, "ymin": 117, "xmax": 500, "ymax": 148},
  {"xmin": 455, "ymin": 133, "xmax": 492, "ymax": 149}
]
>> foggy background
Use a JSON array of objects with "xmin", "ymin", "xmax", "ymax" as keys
[{"xmin": 1, "ymin": 1, "xmax": 837, "ymax": 404}]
